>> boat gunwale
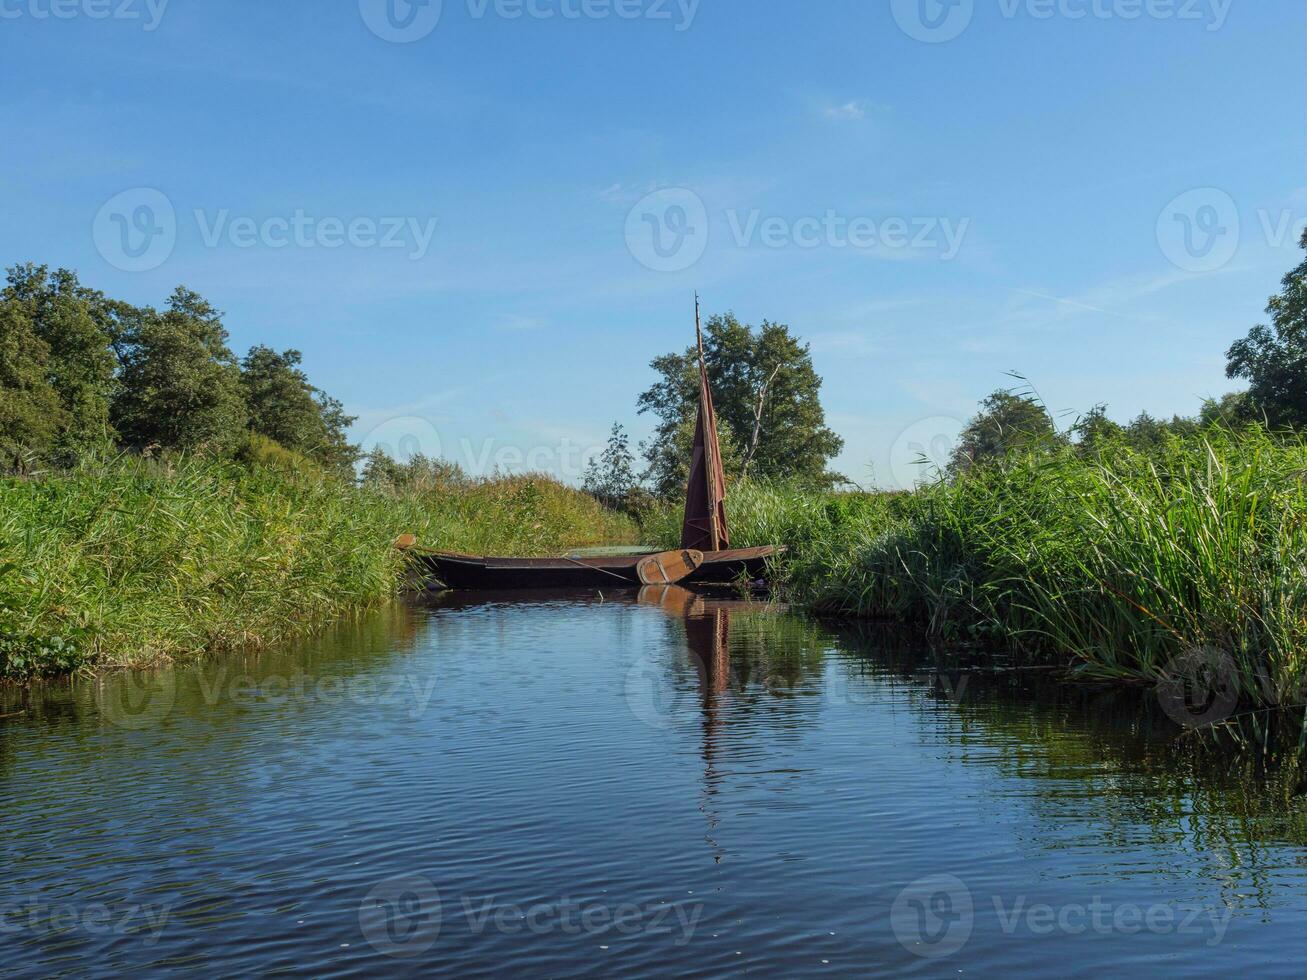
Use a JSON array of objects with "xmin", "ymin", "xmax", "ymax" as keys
[{"xmin": 424, "ymin": 545, "xmax": 780, "ymax": 571}]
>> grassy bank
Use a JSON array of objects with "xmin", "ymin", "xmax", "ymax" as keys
[
  {"xmin": 649, "ymin": 428, "xmax": 1307, "ymax": 713},
  {"xmin": 0, "ymin": 454, "xmax": 637, "ymax": 678}
]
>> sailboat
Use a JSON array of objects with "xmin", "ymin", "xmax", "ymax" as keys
[{"xmin": 418, "ymin": 299, "xmax": 782, "ymax": 590}]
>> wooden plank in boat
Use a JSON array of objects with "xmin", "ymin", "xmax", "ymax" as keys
[{"xmin": 636, "ymin": 549, "xmax": 704, "ymax": 586}]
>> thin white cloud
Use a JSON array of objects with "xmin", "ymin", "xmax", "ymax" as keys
[{"xmin": 823, "ymin": 100, "xmax": 871, "ymax": 121}]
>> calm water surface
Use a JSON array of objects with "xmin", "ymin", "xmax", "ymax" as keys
[{"xmin": 3, "ymin": 589, "xmax": 1307, "ymax": 977}]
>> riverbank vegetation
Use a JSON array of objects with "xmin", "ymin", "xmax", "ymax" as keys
[
  {"xmin": 651, "ymin": 430, "xmax": 1307, "ymax": 705},
  {"xmin": 0, "ymin": 450, "xmax": 635, "ymax": 678}
]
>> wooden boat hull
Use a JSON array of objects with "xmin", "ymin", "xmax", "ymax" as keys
[{"xmin": 420, "ymin": 546, "xmax": 780, "ymax": 591}]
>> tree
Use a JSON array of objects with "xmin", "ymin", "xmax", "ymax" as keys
[
  {"xmin": 112, "ymin": 287, "xmax": 247, "ymax": 453},
  {"xmin": 3, "ymin": 264, "xmax": 117, "ymax": 451},
  {"xmin": 582, "ymin": 423, "xmax": 637, "ymax": 509},
  {"xmin": 638, "ymin": 312, "xmax": 843, "ymax": 495},
  {"xmin": 360, "ymin": 448, "xmax": 466, "ymax": 492},
  {"xmin": 240, "ymin": 345, "xmax": 358, "ymax": 474},
  {"xmin": 0, "ymin": 298, "xmax": 67, "ymax": 463},
  {"xmin": 1225, "ymin": 230, "xmax": 1307, "ymax": 427},
  {"xmin": 949, "ymin": 389, "xmax": 1059, "ymax": 472},
  {"xmin": 640, "ymin": 412, "xmax": 744, "ymax": 500},
  {"xmin": 1199, "ymin": 391, "xmax": 1253, "ymax": 428},
  {"xmin": 1072, "ymin": 403, "xmax": 1122, "ymax": 458}
]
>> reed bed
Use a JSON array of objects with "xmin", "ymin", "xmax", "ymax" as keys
[
  {"xmin": 650, "ymin": 429, "xmax": 1307, "ymax": 709},
  {"xmin": 0, "ymin": 454, "xmax": 636, "ymax": 677}
]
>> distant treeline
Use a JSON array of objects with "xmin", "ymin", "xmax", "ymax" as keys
[{"xmin": 0, "ymin": 263, "xmax": 357, "ymax": 475}]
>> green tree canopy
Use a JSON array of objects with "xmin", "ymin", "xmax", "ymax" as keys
[
  {"xmin": 1226, "ymin": 230, "xmax": 1307, "ymax": 427},
  {"xmin": 1071, "ymin": 403, "xmax": 1122, "ymax": 458},
  {"xmin": 637, "ymin": 312, "xmax": 843, "ymax": 496},
  {"xmin": 112, "ymin": 287, "xmax": 247, "ymax": 453},
  {"xmin": 1199, "ymin": 391, "xmax": 1253, "ymax": 428},
  {"xmin": 0, "ymin": 298, "xmax": 67, "ymax": 462},
  {"xmin": 641, "ymin": 412, "xmax": 744, "ymax": 501},
  {"xmin": 949, "ymin": 389, "xmax": 1059, "ymax": 472},
  {"xmin": 582, "ymin": 423, "xmax": 638, "ymax": 509},
  {"xmin": 3, "ymin": 264, "xmax": 117, "ymax": 451},
  {"xmin": 240, "ymin": 345, "xmax": 358, "ymax": 474}
]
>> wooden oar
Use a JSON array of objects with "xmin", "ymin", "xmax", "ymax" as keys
[
  {"xmin": 636, "ymin": 549, "xmax": 704, "ymax": 586},
  {"xmin": 393, "ymin": 534, "xmax": 418, "ymax": 551}
]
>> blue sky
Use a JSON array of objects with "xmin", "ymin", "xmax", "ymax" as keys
[{"xmin": 3, "ymin": 0, "xmax": 1304, "ymax": 487}]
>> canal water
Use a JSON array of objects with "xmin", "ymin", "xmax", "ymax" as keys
[{"xmin": 3, "ymin": 589, "xmax": 1306, "ymax": 977}]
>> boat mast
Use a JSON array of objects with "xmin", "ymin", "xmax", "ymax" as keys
[{"xmin": 695, "ymin": 292, "xmax": 721, "ymax": 552}]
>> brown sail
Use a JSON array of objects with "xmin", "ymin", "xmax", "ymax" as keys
[{"xmin": 681, "ymin": 298, "xmax": 730, "ymax": 552}]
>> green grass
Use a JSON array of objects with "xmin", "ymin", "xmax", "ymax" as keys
[
  {"xmin": 0, "ymin": 453, "xmax": 636, "ymax": 677},
  {"xmin": 649, "ymin": 428, "xmax": 1307, "ymax": 712}
]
